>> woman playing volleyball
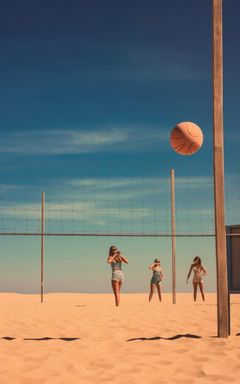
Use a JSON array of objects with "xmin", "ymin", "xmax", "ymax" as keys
[
  {"xmin": 107, "ymin": 245, "xmax": 129, "ymax": 307},
  {"xmin": 148, "ymin": 259, "xmax": 164, "ymax": 302},
  {"xmin": 186, "ymin": 256, "xmax": 207, "ymax": 302}
]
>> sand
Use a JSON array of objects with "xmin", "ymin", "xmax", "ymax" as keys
[{"xmin": 1, "ymin": 292, "xmax": 240, "ymax": 384}]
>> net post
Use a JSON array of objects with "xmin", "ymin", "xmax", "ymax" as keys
[
  {"xmin": 41, "ymin": 192, "xmax": 45, "ymax": 303},
  {"xmin": 171, "ymin": 169, "xmax": 176, "ymax": 304},
  {"xmin": 212, "ymin": 0, "xmax": 229, "ymax": 337}
]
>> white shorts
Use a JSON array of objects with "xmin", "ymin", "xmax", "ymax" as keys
[{"xmin": 112, "ymin": 270, "xmax": 124, "ymax": 283}]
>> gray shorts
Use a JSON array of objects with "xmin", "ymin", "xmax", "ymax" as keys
[
  {"xmin": 112, "ymin": 270, "xmax": 124, "ymax": 283},
  {"xmin": 151, "ymin": 276, "xmax": 162, "ymax": 285}
]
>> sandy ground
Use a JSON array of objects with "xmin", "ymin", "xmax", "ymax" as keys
[{"xmin": 0, "ymin": 292, "xmax": 240, "ymax": 384}]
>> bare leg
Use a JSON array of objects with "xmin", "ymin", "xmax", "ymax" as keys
[
  {"xmin": 119, "ymin": 281, "xmax": 123, "ymax": 292},
  {"xmin": 156, "ymin": 283, "xmax": 162, "ymax": 301},
  {"xmin": 111, "ymin": 280, "xmax": 120, "ymax": 306},
  {"xmin": 199, "ymin": 281, "xmax": 205, "ymax": 301},
  {"xmin": 193, "ymin": 282, "xmax": 198, "ymax": 301},
  {"xmin": 149, "ymin": 284, "xmax": 155, "ymax": 302}
]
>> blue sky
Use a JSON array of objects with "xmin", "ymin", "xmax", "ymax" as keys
[{"xmin": 0, "ymin": 0, "xmax": 239, "ymax": 294}]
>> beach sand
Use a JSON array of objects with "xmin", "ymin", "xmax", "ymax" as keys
[{"xmin": 1, "ymin": 292, "xmax": 240, "ymax": 384}]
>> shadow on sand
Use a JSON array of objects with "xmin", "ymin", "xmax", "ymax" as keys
[
  {"xmin": 1, "ymin": 336, "xmax": 79, "ymax": 341},
  {"xmin": 127, "ymin": 333, "xmax": 202, "ymax": 342}
]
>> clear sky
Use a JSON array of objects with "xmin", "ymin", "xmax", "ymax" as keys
[{"xmin": 0, "ymin": 0, "xmax": 239, "ymax": 294}]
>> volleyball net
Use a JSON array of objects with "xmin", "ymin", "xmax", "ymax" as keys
[{"xmin": 0, "ymin": 173, "xmax": 239, "ymax": 237}]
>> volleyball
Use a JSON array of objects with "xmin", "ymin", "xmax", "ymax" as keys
[{"xmin": 170, "ymin": 121, "xmax": 203, "ymax": 155}]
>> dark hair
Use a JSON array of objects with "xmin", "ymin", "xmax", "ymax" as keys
[
  {"xmin": 193, "ymin": 256, "xmax": 201, "ymax": 265},
  {"xmin": 154, "ymin": 259, "xmax": 160, "ymax": 263},
  {"xmin": 109, "ymin": 245, "xmax": 117, "ymax": 256}
]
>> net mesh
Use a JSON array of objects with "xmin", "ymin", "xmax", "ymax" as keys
[
  {"xmin": 2, "ymin": 174, "xmax": 238, "ymax": 237},
  {"xmin": 0, "ymin": 174, "xmax": 239, "ymax": 236}
]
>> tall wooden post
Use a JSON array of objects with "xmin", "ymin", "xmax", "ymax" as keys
[
  {"xmin": 41, "ymin": 192, "xmax": 45, "ymax": 303},
  {"xmin": 171, "ymin": 169, "xmax": 176, "ymax": 304},
  {"xmin": 212, "ymin": 0, "xmax": 229, "ymax": 337}
]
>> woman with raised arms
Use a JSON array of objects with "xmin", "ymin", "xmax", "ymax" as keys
[
  {"xmin": 107, "ymin": 245, "xmax": 129, "ymax": 307},
  {"xmin": 148, "ymin": 258, "xmax": 164, "ymax": 302}
]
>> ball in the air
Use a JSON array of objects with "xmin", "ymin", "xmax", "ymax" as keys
[{"xmin": 170, "ymin": 121, "xmax": 203, "ymax": 155}]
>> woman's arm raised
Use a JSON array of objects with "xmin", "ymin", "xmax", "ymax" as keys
[
  {"xmin": 107, "ymin": 255, "xmax": 116, "ymax": 264},
  {"xmin": 120, "ymin": 254, "xmax": 129, "ymax": 264},
  {"xmin": 148, "ymin": 263, "xmax": 156, "ymax": 270}
]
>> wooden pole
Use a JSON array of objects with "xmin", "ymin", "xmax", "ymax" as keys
[
  {"xmin": 171, "ymin": 169, "xmax": 176, "ymax": 304},
  {"xmin": 41, "ymin": 192, "xmax": 45, "ymax": 303},
  {"xmin": 212, "ymin": 0, "xmax": 229, "ymax": 337}
]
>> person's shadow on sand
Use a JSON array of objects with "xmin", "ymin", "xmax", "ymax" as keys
[
  {"xmin": 127, "ymin": 334, "xmax": 202, "ymax": 341},
  {"xmin": 1, "ymin": 336, "xmax": 79, "ymax": 341}
]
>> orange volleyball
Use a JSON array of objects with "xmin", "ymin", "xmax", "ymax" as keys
[{"xmin": 170, "ymin": 121, "xmax": 203, "ymax": 155}]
